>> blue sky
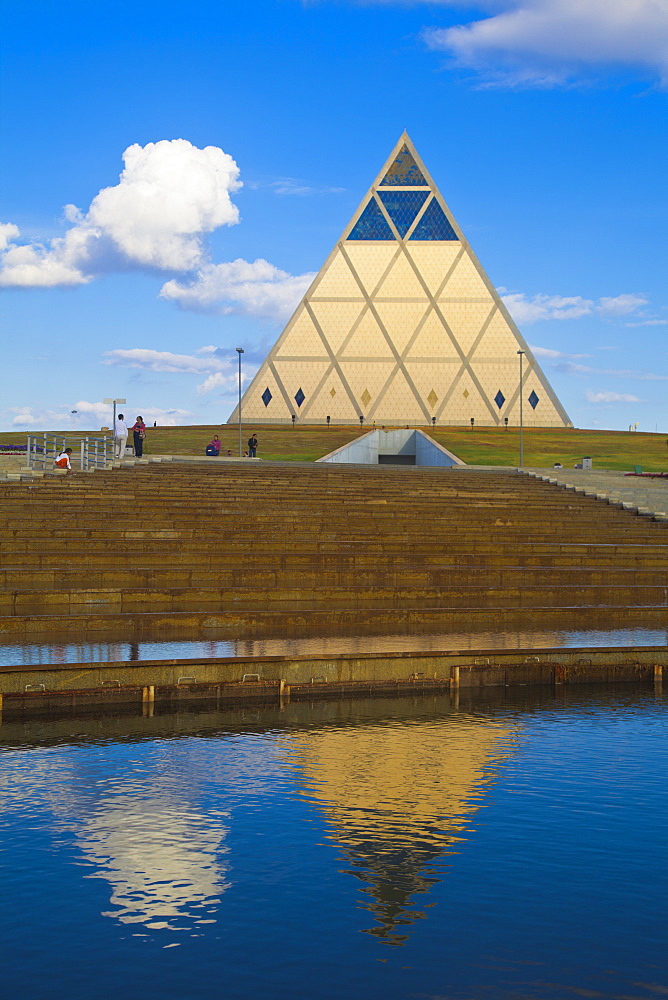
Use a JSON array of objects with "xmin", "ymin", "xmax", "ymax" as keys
[{"xmin": 1, "ymin": 0, "xmax": 666, "ymax": 432}]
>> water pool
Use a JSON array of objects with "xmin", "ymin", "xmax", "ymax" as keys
[
  {"xmin": 1, "ymin": 687, "xmax": 666, "ymax": 999},
  {"xmin": 1, "ymin": 625, "xmax": 666, "ymax": 666}
]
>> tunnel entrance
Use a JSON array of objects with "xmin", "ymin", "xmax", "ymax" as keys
[{"xmin": 378, "ymin": 454, "xmax": 416, "ymax": 465}]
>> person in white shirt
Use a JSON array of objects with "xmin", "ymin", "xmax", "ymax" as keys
[
  {"xmin": 114, "ymin": 413, "xmax": 128, "ymax": 459},
  {"xmin": 54, "ymin": 448, "xmax": 74, "ymax": 474}
]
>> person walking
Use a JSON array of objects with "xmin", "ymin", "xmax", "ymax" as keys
[
  {"xmin": 131, "ymin": 416, "xmax": 147, "ymax": 457},
  {"xmin": 247, "ymin": 432, "xmax": 258, "ymax": 458},
  {"xmin": 114, "ymin": 413, "xmax": 128, "ymax": 459}
]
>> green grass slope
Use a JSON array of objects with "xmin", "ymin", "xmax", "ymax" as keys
[{"xmin": 2, "ymin": 424, "xmax": 666, "ymax": 471}]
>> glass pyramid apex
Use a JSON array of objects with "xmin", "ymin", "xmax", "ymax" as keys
[{"xmin": 380, "ymin": 143, "xmax": 428, "ymax": 186}]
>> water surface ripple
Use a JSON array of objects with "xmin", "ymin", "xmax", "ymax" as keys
[
  {"xmin": 1, "ymin": 625, "xmax": 666, "ymax": 666},
  {"xmin": 1, "ymin": 687, "xmax": 666, "ymax": 999}
]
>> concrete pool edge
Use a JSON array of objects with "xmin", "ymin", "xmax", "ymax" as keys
[{"xmin": 0, "ymin": 644, "xmax": 664, "ymax": 716}]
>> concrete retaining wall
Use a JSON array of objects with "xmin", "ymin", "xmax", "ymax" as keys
[
  {"xmin": 0, "ymin": 646, "xmax": 664, "ymax": 716},
  {"xmin": 318, "ymin": 428, "xmax": 463, "ymax": 467}
]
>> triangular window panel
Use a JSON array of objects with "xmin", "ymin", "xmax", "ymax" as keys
[
  {"xmin": 348, "ymin": 198, "xmax": 394, "ymax": 241},
  {"xmin": 410, "ymin": 198, "xmax": 458, "ymax": 241},
  {"xmin": 377, "ymin": 190, "xmax": 429, "ymax": 239},
  {"xmin": 380, "ymin": 144, "xmax": 428, "ymax": 186}
]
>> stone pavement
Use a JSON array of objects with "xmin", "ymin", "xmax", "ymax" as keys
[{"xmin": 523, "ymin": 468, "xmax": 668, "ymax": 520}]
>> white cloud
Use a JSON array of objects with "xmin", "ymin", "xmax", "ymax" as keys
[
  {"xmin": 197, "ymin": 372, "xmax": 241, "ymax": 395},
  {"xmin": 502, "ymin": 292, "xmax": 593, "ymax": 323},
  {"xmin": 559, "ymin": 361, "xmax": 668, "ymax": 381},
  {"xmin": 160, "ymin": 259, "xmax": 315, "ymax": 321},
  {"xmin": 0, "ymin": 223, "xmax": 20, "ymax": 251},
  {"xmin": 7, "ymin": 400, "xmax": 193, "ymax": 429},
  {"xmin": 597, "ymin": 293, "xmax": 648, "ymax": 317},
  {"xmin": 0, "ymin": 224, "xmax": 93, "ymax": 287},
  {"xmin": 102, "ymin": 346, "xmax": 257, "ymax": 396},
  {"xmin": 0, "ymin": 139, "xmax": 241, "ymax": 287},
  {"xmin": 103, "ymin": 347, "xmax": 237, "ymax": 375},
  {"xmin": 87, "ymin": 140, "xmax": 241, "ymax": 270},
  {"xmin": 502, "ymin": 290, "xmax": 648, "ymax": 324},
  {"xmin": 585, "ymin": 390, "xmax": 642, "ymax": 404},
  {"xmin": 424, "ymin": 0, "xmax": 668, "ymax": 87},
  {"xmin": 269, "ymin": 178, "xmax": 345, "ymax": 196},
  {"xmin": 0, "ymin": 140, "xmax": 311, "ymax": 323},
  {"xmin": 529, "ymin": 344, "xmax": 589, "ymax": 360},
  {"xmin": 626, "ymin": 319, "xmax": 668, "ymax": 327}
]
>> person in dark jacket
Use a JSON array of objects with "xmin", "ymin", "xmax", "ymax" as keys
[
  {"xmin": 131, "ymin": 416, "xmax": 146, "ymax": 457},
  {"xmin": 247, "ymin": 433, "xmax": 258, "ymax": 458}
]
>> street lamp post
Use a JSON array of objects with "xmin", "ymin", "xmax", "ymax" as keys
[
  {"xmin": 236, "ymin": 349, "xmax": 244, "ymax": 458},
  {"xmin": 517, "ymin": 350, "xmax": 525, "ymax": 468},
  {"xmin": 103, "ymin": 398, "xmax": 126, "ymax": 430}
]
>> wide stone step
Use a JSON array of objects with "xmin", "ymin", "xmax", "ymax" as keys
[
  {"xmin": 4, "ymin": 550, "xmax": 667, "ymax": 570},
  {"xmin": 0, "ymin": 564, "xmax": 666, "ymax": 590},
  {"xmin": 1, "ymin": 582, "xmax": 666, "ymax": 614}
]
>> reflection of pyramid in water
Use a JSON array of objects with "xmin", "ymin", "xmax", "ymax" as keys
[
  {"xmin": 284, "ymin": 712, "xmax": 516, "ymax": 945},
  {"xmin": 230, "ymin": 132, "xmax": 571, "ymax": 427}
]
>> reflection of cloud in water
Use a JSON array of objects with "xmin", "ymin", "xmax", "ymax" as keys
[
  {"xmin": 1, "ymin": 738, "xmax": 280, "ymax": 935},
  {"xmin": 283, "ymin": 713, "xmax": 518, "ymax": 945},
  {"xmin": 76, "ymin": 790, "xmax": 229, "ymax": 929}
]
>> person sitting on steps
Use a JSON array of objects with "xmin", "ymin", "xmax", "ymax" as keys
[{"xmin": 54, "ymin": 447, "xmax": 75, "ymax": 474}]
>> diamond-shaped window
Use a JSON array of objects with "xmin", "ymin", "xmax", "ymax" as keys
[
  {"xmin": 427, "ymin": 389, "xmax": 438, "ymax": 408},
  {"xmin": 380, "ymin": 144, "xmax": 428, "ymax": 186},
  {"xmin": 348, "ymin": 198, "xmax": 394, "ymax": 241},
  {"xmin": 294, "ymin": 387, "xmax": 305, "ymax": 408},
  {"xmin": 261, "ymin": 387, "xmax": 272, "ymax": 407},
  {"xmin": 494, "ymin": 390, "xmax": 505, "ymax": 409},
  {"xmin": 361, "ymin": 388, "xmax": 372, "ymax": 407},
  {"xmin": 377, "ymin": 190, "xmax": 429, "ymax": 238},
  {"xmin": 528, "ymin": 390, "xmax": 539, "ymax": 410}
]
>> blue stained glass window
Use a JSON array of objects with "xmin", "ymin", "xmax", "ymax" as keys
[
  {"xmin": 377, "ymin": 190, "xmax": 429, "ymax": 239},
  {"xmin": 294, "ymin": 387, "xmax": 305, "ymax": 408},
  {"xmin": 410, "ymin": 198, "xmax": 458, "ymax": 242},
  {"xmin": 380, "ymin": 144, "xmax": 428, "ymax": 186},
  {"xmin": 528, "ymin": 390, "xmax": 539, "ymax": 410},
  {"xmin": 494, "ymin": 390, "xmax": 505, "ymax": 409},
  {"xmin": 348, "ymin": 198, "xmax": 394, "ymax": 241},
  {"xmin": 261, "ymin": 387, "xmax": 272, "ymax": 407}
]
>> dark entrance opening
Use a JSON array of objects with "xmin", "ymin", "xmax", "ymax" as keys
[{"xmin": 378, "ymin": 454, "xmax": 416, "ymax": 465}]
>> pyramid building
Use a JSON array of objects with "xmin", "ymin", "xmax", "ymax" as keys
[{"xmin": 229, "ymin": 133, "xmax": 571, "ymax": 427}]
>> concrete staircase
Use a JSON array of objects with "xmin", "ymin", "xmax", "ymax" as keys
[{"xmin": 0, "ymin": 462, "xmax": 666, "ymax": 635}]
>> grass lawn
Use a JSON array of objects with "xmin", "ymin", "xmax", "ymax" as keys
[
  {"xmin": 2, "ymin": 423, "xmax": 667, "ymax": 471},
  {"xmin": 428, "ymin": 425, "xmax": 668, "ymax": 472}
]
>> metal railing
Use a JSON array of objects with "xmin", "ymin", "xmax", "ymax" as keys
[
  {"xmin": 26, "ymin": 433, "xmax": 112, "ymax": 472},
  {"xmin": 80, "ymin": 435, "xmax": 112, "ymax": 471},
  {"xmin": 26, "ymin": 433, "xmax": 67, "ymax": 470}
]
